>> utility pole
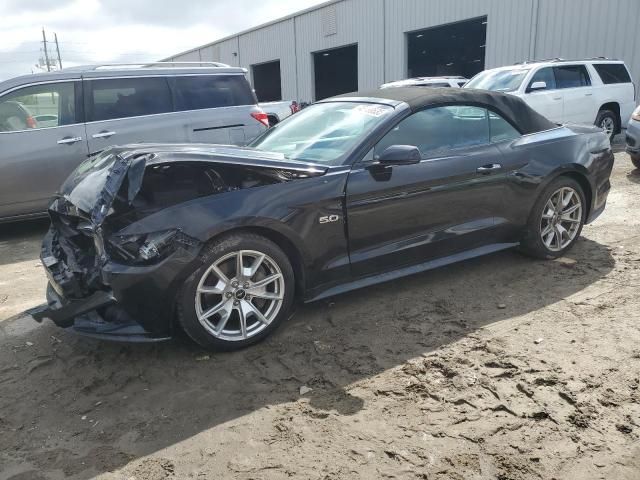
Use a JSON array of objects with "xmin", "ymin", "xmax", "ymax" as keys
[
  {"xmin": 42, "ymin": 28, "xmax": 51, "ymax": 71},
  {"xmin": 54, "ymin": 33, "xmax": 62, "ymax": 69}
]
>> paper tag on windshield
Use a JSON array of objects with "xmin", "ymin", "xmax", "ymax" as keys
[{"xmin": 354, "ymin": 104, "xmax": 389, "ymax": 117}]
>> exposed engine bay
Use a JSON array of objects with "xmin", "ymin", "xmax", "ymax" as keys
[{"xmin": 106, "ymin": 161, "xmax": 291, "ymax": 228}]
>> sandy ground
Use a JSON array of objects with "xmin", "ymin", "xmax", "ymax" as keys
[{"xmin": 0, "ymin": 149, "xmax": 639, "ymax": 480}]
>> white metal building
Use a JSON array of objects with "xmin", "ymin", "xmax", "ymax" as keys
[{"xmin": 165, "ymin": 0, "xmax": 640, "ymax": 103}]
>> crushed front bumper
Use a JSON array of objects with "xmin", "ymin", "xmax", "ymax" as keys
[
  {"xmin": 29, "ymin": 286, "xmax": 115, "ymax": 328},
  {"xmin": 30, "ymin": 225, "xmax": 200, "ymax": 343},
  {"xmin": 28, "ymin": 285, "xmax": 171, "ymax": 343}
]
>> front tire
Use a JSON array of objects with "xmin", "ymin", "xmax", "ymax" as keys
[
  {"xmin": 177, "ymin": 233, "xmax": 295, "ymax": 351},
  {"xmin": 520, "ymin": 177, "xmax": 586, "ymax": 259},
  {"xmin": 631, "ymin": 154, "xmax": 640, "ymax": 170}
]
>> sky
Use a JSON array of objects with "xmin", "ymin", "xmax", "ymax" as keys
[{"xmin": 0, "ymin": 0, "xmax": 328, "ymax": 81}]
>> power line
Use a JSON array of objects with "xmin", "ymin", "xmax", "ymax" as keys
[
  {"xmin": 42, "ymin": 28, "xmax": 51, "ymax": 72},
  {"xmin": 0, "ymin": 51, "xmax": 42, "ymax": 54}
]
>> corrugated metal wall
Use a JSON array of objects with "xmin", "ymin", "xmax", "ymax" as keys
[
  {"xmin": 533, "ymin": 0, "xmax": 640, "ymax": 95},
  {"xmin": 293, "ymin": 0, "xmax": 385, "ymax": 101},
  {"xmin": 167, "ymin": 0, "xmax": 640, "ymax": 102},
  {"xmin": 239, "ymin": 19, "xmax": 297, "ymax": 101}
]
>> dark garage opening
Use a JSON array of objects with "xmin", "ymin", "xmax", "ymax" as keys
[
  {"xmin": 313, "ymin": 44, "xmax": 358, "ymax": 100},
  {"xmin": 407, "ymin": 16, "xmax": 487, "ymax": 79},
  {"xmin": 252, "ymin": 60, "xmax": 282, "ymax": 102}
]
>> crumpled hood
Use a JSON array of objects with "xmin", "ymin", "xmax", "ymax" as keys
[{"xmin": 56, "ymin": 144, "xmax": 328, "ymax": 226}]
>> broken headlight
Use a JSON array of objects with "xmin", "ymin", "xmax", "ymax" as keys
[{"xmin": 108, "ymin": 229, "xmax": 179, "ymax": 264}]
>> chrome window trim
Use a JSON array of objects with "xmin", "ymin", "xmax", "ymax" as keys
[
  {"xmin": 0, "ymin": 78, "xmax": 81, "ymax": 97},
  {"xmin": 81, "ymin": 104, "xmax": 261, "ymax": 126},
  {"xmin": 519, "ymin": 125, "xmax": 566, "ymax": 138},
  {"xmin": 0, "ymin": 124, "xmax": 86, "ymax": 135},
  {"xmin": 0, "ymin": 103, "xmax": 263, "ymax": 135}
]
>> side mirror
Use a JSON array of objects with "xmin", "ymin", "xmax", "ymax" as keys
[
  {"xmin": 377, "ymin": 145, "xmax": 421, "ymax": 165},
  {"xmin": 529, "ymin": 81, "xmax": 547, "ymax": 92}
]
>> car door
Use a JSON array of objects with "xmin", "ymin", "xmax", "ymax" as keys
[
  {"xmin": 83, "ymin": 75, "xmax": 186, "ymax": 156},
  {"xmin": 522, "ymin": 67, "xmax": 564, "ymax": 123},
  {"xmin": 484, "ymin": 110, "xmax": 531, "ymax": 239},
  {"xmin": 170, "ymin": 74, "xmax": 265, "ymax": 145},
  {"xmin": 0, "ymin": 80, "xmax": 88, "ymax": 218},
  {"xmin": 345, "ymin": 105, "xmax": 508, "ymax": 277},
  {"xmin": 553, "ymin": 65, "xmax": 597, "ymax": 124}
]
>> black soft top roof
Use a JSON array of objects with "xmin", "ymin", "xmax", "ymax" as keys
[{"xmin": 335, "ymin": 87, "xmax": 557, "ymax": 135}]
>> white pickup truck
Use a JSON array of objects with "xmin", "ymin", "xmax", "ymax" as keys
[
  {"xmin": 465, "ymin": 58, "xmax": 637, "ymax": 140},
  {"xmin": 258, "ymin": 100, "xmax": 300, "ymax": 127}
]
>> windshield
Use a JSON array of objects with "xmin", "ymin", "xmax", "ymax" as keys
[
  {"xmin": 465, "ymin": 69, "xmax": 530, "ymax": 92},
  {"xmin": 249, "ymin": 102, "xmax": 394, "ymax": 165}
]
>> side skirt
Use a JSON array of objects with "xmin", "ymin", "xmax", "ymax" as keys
[{"xmin": 305, "ymin": 242, "xmax": 519, "ymax": 303}]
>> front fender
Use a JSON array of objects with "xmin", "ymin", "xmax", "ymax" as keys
[
  {"xmin": 113, "ymin": 171, "xmax": 350, "ymax": 295},
  {"xmin": 199, "ymin": 215, "xmax": 314, "ymax": 267}
]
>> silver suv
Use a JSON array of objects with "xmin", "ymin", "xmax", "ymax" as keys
[{"xmin": 0, "ymin": 63, "xmax": 268, "ymax": 222}]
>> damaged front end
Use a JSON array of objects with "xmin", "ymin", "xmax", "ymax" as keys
[
  {"xmin": 29, "ymin": 150, "xmax": 198, "ymax": 341},
  {"xmin": 30, "ymin": 145, "xmax": 325, "ymax": 341}
]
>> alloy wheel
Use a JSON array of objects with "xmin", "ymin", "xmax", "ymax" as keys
[
  {"xmin": 600, "ymin": 116, "xmax": 615, "ymax": 136},
  {"xmin": 195, "ymin": 250, "xmax": 285, "ymax": 341},
  {"xmin": 539, "ymin": 187, "xmax": 583, "ymax": 252}
]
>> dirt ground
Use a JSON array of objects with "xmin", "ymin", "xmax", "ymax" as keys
[{"xmin": 1, "ymin": 149, "xmax": 639, "ymax": 480}]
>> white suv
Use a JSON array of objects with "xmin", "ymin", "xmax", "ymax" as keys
[
  {"xmin": 381, "ymin": 76, "xmax": 468, "ymax": 89},
  {"xmin": 465, "ymin": 59, "xmax": 636, "ymax": 139}
]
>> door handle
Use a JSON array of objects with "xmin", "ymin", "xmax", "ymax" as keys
[
  {"xmin": 585, "ymin": 93, "xmax": 593, "ymax": 97},
  {"xmin": 92, "ymin": 131, "xmax": 116, "ymax": 139},
  {"xmin": 57, "ymin": 136, "xmax": 83, "ymax": 145},
  {"xmin": 476, "ymin": 164, "xmax": 502, "ymax": 174},
  {"xmin": 553, "ymin": 97, "xmax": 562, "ymax": 101}
]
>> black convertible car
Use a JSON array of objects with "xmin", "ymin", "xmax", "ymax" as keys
[{"xmin": 30, "ymin": 87, "xmax": 614, "ymax": 350}]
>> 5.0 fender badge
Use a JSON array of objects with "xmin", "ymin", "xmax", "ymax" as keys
[{"xmin": 319, "ymin": 215, "xmax": 340, "ymax": 224}]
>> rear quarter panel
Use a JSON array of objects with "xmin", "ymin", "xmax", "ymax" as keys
[{"xmin": 496, "ymin": 126, "xmax": 613, "ymax": 228}]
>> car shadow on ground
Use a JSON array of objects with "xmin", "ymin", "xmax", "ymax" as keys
[
  {"xmin": 0, "ymin": 237, "xmax": 615, "ymax": 479},
  {"xmin": 626, "ymin": 168, "xmax": 640, "ymax": 184}
]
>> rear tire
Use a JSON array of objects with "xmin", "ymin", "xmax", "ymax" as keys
[
  {"xmin": 519, "ymin": 177, "xmax": 586, "ymax": 259},
  {"xmin": 595, "ymin": 109, "xmax": 618, "ymax": 141},
  {"xmin": 177, "ymin": 233, "xmax": 295, "ymax": 351},
  {"xmin": 631, "ymin": 154, "xmax": 640, "ymax": 170}
]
